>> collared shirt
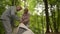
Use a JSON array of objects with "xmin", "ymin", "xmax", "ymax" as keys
[
  {"xmin": 1, "ymin": 6, "xmax": 19, "ymax": 21},
  {"xmin": 17, "ymin": 23, "xmax": 34, "ymax": 34}
]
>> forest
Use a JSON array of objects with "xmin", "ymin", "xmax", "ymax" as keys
[{"xmin": 0, "ymin": 0, "xmax": 60, "ymax": 34}]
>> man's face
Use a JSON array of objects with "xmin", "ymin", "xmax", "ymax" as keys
[{"xmin": 16, "ymin": 6, "xmax": 22, "ymax": 11}]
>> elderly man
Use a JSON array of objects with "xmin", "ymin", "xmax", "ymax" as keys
[
  {"xmin": 17, "ymin": 8, "xmax": 34, "ymax": 34},
  {"xmin": 1, "ymin": 6, "xmax": 22, "ymax": 34}
]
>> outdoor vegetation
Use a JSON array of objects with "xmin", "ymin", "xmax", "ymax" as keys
[{"xmin": 0, "ymin": 0, "xmax": 60, "ymax": 34}]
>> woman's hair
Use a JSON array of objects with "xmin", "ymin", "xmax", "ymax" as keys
[{"xmin": 24, "ymin": 8, "xmax": 28, "ymax": 14}]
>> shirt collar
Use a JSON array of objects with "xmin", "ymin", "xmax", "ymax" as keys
[{"xmin": 19, "ymin": 23, "xmax": 29, "ymax": 30}]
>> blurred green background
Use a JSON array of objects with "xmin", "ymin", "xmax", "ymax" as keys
[{"xmin": 0, "ymin": 0, "xmax": 60, "ymax": 34}]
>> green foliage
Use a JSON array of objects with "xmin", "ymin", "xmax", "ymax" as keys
[
  {"xmin": 29, "ymin": 14, "xmax": 46, "ymax": 34},
  {"xmin": 27, "ymin": 0, "xmax": 37, "ymax": 12},
  {"xmin": 0, "ymin": 0, "xmax": 6, "ymax": 34},
  {"xmin": 0, "ymin": 0, "xmax": 60, "ymax": 34},
  {"xmin": 48, "ymin": 0, "xmax": 57, "ymax": 5},
  {"xmin": 0, "ymin": 21, "xmax": 5, "ymax": 34}
]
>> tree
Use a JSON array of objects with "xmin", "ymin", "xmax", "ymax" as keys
[{"xmin": 43, "ymin": 0, "xmax": 50, "ymax": 33}]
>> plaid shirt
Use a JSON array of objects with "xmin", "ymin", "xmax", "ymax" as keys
[{"xmin": 20, "ymin": 12, "xmax": 30, "ymax": 23}]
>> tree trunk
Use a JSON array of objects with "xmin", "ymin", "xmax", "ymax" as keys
[{"xmin": 43, "ymin": 0, "xmax": 50, "ymax": 33}]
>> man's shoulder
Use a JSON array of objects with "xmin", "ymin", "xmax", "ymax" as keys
[
  {"xmin": 10, "ymin": 6, "xmax": 16, "ymax": 9},
  {"xmin": 17, "ymin": 27, "xmax": 27, "ymax": 34},
  {"xmin": 19, "ymin": 27, "xmax": 27, "ymax": 31},
  {"xmin": 10, "ymin": 6, "xmax": 16, "ymax": 7},
  {"xmin": 23, "ymin": 29, "xmax": 34, "ymax": 34}
]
